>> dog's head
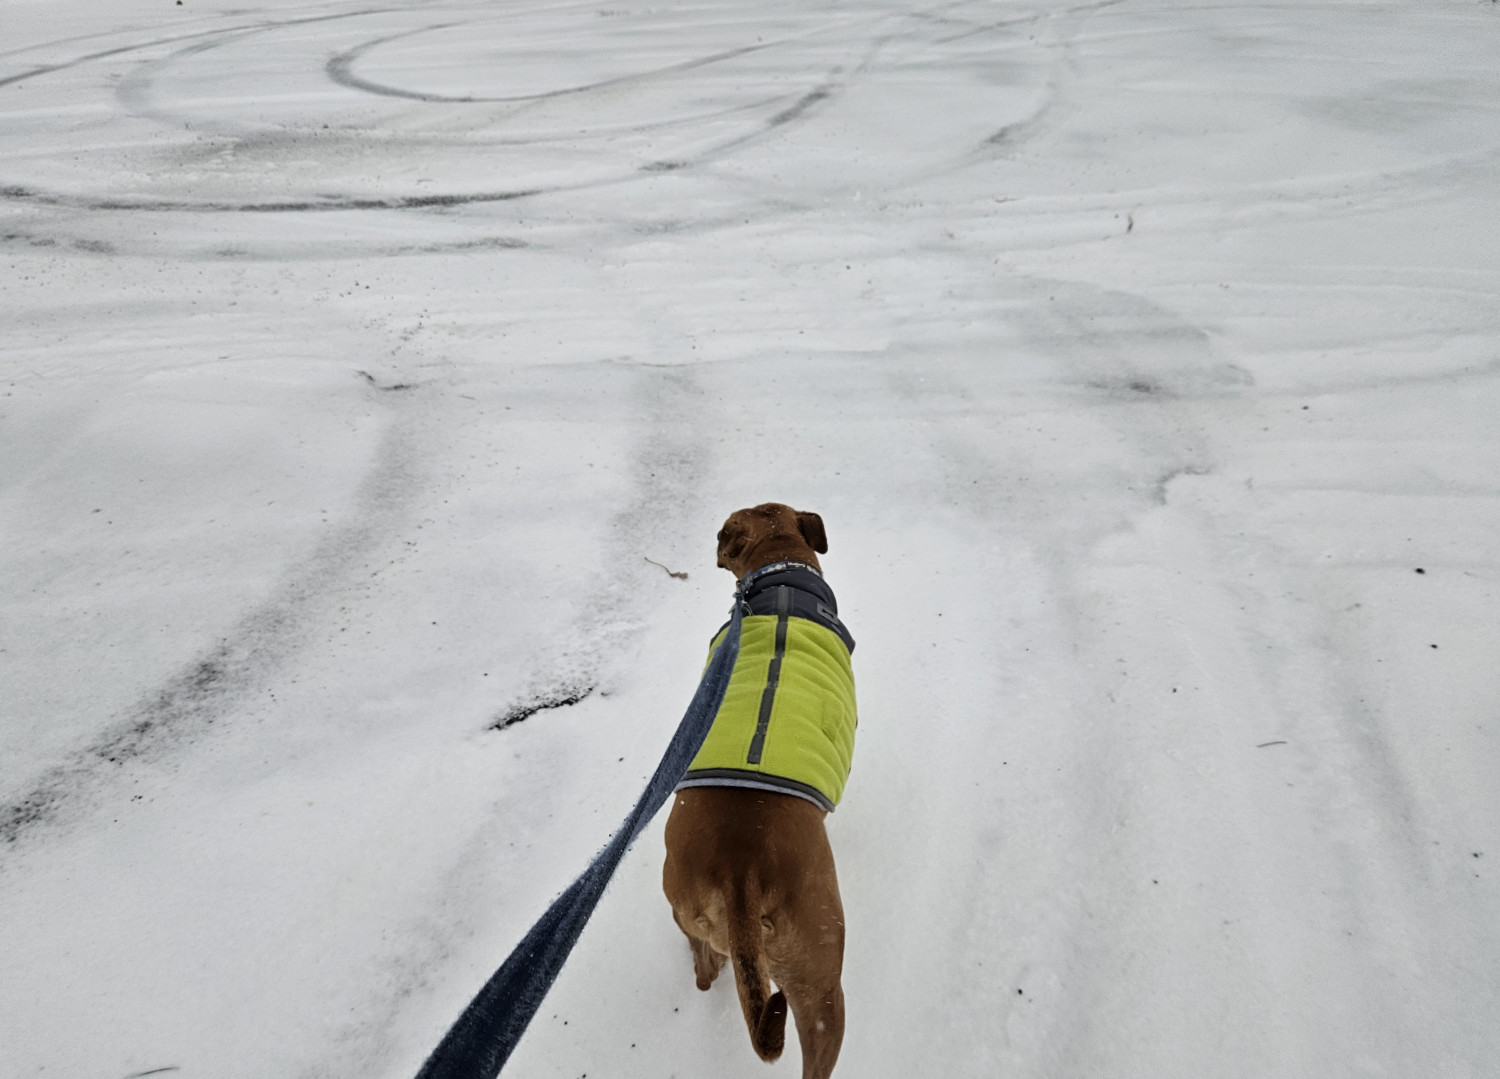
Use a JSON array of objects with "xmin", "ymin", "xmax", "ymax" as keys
[{"xmin": 716, "ymin": 503, "xmax": 828, "ymax": 580}]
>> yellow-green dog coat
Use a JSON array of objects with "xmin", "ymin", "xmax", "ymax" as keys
[{"xmin": 678, "ymin": 563, "xmax": 857, "ymax": 811}]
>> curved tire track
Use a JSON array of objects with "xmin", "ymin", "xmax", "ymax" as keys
[{"xmin": 0, "ymin": 404, "xmax": 427, "ymax": 853}]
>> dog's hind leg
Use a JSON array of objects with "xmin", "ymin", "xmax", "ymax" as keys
[
  {"xmin": 670, "ymin": 906, "xmax": 727, "ymax": 990},
  {"xmin": 690, "ymin": 933, "xmax": 726, "ymax": 990},
  {"xmin": 776, "ymin": 883, "xmax": 845, "ymax": 1079},
  {"xmin": 786, "ymin": 980, "xmax": 844, "ymax": 1079}
]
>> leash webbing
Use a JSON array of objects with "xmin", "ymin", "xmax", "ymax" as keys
[{"xmin": 414, "ymin": 593, "xmax": 746, "ymax": 1079}]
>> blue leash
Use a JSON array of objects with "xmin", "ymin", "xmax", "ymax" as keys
[{"xmin": 414, "ymin": 590, "xmax": 746, "ymax": 1079}]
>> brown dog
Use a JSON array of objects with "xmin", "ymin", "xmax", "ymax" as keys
[{"xmin": 663, "ymin": 504, "xmax": 851, "ymax": 1079}]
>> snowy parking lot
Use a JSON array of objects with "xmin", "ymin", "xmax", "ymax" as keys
[{"xmin": 3, "ymin": 0, "xmax": 1498, "ymax": 1076}]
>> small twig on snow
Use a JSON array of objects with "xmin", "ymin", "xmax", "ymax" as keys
[{"xmin": 645, "ymin": 557, "xmax": 689, "ymax": 580}]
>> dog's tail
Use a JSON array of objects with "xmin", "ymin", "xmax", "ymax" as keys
[{"xmin": 729, "ymin": 884, "xmax": 787, "ymax": 1062}]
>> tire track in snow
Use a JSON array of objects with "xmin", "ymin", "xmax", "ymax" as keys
[
  {"xmin": 0, "ymin": 7, "xmax": 390, "ymax": 89},
  {"xmin": 849, "ymin": 267, "xmax": 1245, "ymax": 1073},
  {"xmin": 0, "ymin": 389, "xmax": 429, "ymax": 853},
  {"xmin": 295, "ymin": 362, "xmax": 721, "ymax": 1078},
  {"xmin": 0, "ymin": 0, "xmax": 870, "ymax": 237},
  {"xmin": 0, "ymin": 182, "xmax": 545, "ymax": 215},
  {"xmin": 324, "ymin": 22, "xmax": 799, "ymax": 104},
  {"xmin": 882, "ymin": 263, "xmax": 1493, "ymax": 1070},
  {"xmin": 483, "ymin": 364, "xmax": 716, "ymax": 741}
]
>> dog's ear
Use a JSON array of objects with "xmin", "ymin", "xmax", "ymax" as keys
[
  {"xmin": 716, "ymin": 526, "xmax": 745, "ymax": 569},
  {"xmin": 795, "ymin": 511, "xmax": 828, "ymax": 554}
]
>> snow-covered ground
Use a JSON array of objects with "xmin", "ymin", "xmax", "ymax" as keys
[{"xmin": 3, "ymin": 0, "xmax": 1498, "ymax": 1075}]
